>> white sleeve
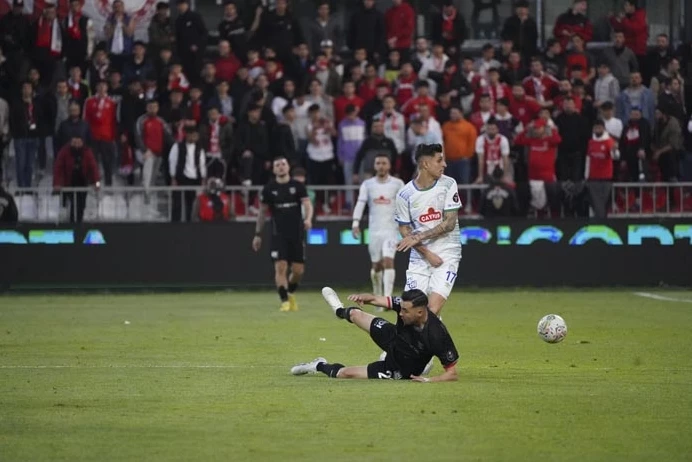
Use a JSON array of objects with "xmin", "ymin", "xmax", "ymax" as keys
[
  {"xmin": 168, "ymin": 144, "xmax": 179, "ymax": 178},
  {"xmin": 444, "ymin": 178, "xmax": 462, "ymax": 211},
  {"xmin": 199, "ymin": 149, "xmax": 207, "ymax": 178},
  {"xmin": 352, "ymin": 182, "xmax": 368, "ymax": 222},
  {"xmin": 475, "ymin": 136, "xmax": 484, "ymax": 156},
  {"xmin": 500, "ymin": 136, "xmax": 510, "ymax": 156},
  {"xmin": 612, "ymin": 120, "xmax": 623, "ymax": 139},
  {"xmin": 394, "ymin": 190, "xmax": 411, "ymax": 225},
  {"xmin": 687, "ymin": 118, "xmax": 692, "ymax": 133}
]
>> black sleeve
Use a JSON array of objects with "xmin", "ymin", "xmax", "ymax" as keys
[
  {"xmin": 389, "ymin": 296, "xmax": 402, "ymax": 313},
  {"xmin": 432, "ymin": 324, "xmax": 460, "ymax": 369},
  {"xmin": 295, "ymin": 182, "xmax": 308, "ymax": 200},
  {"xmin": 292, "ymin": 18, "xmax": 304, "ymax": 46},
  {"xmin": 260, "ymin": 184, "xmax": 271, "ymax": 205}
]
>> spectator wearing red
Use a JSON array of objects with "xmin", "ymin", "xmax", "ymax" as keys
[
  {"xmin": 167, "ymin": 61, "xmax": 190, "ymax": 93},
  {"xmin": 358, "ymin": 64, "xmax": 388, "ymax": 103},
  {"xmin": 192, "ymin": 177, "xmax": 232, "ymax": 222},
  {"xmin": 510, "ymin": 83, "xmax": 541, "ymax": 127},
  {"xmin": 609, "ymin": 0, "xmax": 648, "ymax": 58},
  {"xmin": 62, "ymin": 0, "xmax": 94, "ymax": 74},
  {"xmin": 401, "ymin": 80, "xmax": 437, "ymax": 122},
  {"xmin": 200, "ymin": 105, "xmax": 233, "ymax": 179},
  {"xmin": 475, "ymin": 117, "xmax": 511, "ymax": 183},
  {"xmin": 553, "ymin": 0, "xmax": 593, "ymax": 49},
  {"xmin": 84, "ymin": 80, "xmax": 118, "ymax": 185},
  {"xmin": 215, "ymin": 39, "xmax": 242, "ymax": 83},
  {"xmin": 553, "ymin": 80, "xmax": 583, "ymax": 115},
  {"xmin": 514, "ymin": 118, "xmax": 562, "ymax": 182},
  {"xmin": 470, "ymin": 94, "xmax": 494, "ymax": 134},
  {"xmin": 53, "ymin": 136, "xmax": 100, "ymax": 223},
  {"xmin": 523, "ymin": 58, "xmax": 559, "ymax": 106},
  {"xmin": 585, "ymin": 119, "xmax": 618, "ymax": 218},
  {"xmin": 474, "ymin": 68, "xmax": 510, "ymax": 112},
  {"xmin": 186, "ymin": 87, "xmax": 204, "ymax": 124},
  {"xmin": 334, "ymin": 80, "xmax": 365, "ymax": 126},
  {"xmin": 135, "ymin": 99, "xmax": 174, "ymax": 189},
  {"xmin": 31, "ymin": 3, "xmax": 62, "ymax": 87},
  {"xmin": 67, "ymin": 66, "xmax": 90, "ymax": 106},
  {"xmin": 385, "ymin": 0, "xmax": 415, "ymax": 61},
  {"xmin": 393, "ymin": 62, "xmax": 417, "ymax": 107},
  {"xmin": 565, "ymin": 35, "xmax": 595, "ymax": 83}
]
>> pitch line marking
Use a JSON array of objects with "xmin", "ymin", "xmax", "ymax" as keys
[
  {"xmin": 0, "ymin": 365, "xmax": 279, "ymax": 369},
  {"xmin": 632, "ymin": 292, "xmax": 692, "ymax": 304}
]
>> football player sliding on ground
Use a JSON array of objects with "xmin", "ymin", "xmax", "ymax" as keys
[{"xmin": 290, "ymin": 288, "xmax": 459, "ymax": 382}]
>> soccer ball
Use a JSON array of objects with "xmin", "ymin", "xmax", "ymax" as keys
[{"xmin": 537, "ymin": 314, "xmax": 568, "ymax": 343}]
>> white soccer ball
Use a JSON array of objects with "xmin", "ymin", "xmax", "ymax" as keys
[{"xmin": 537, "ymin": 314, "xmax": 568, "ymax": 343}]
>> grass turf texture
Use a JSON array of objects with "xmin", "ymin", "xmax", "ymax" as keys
[{"xmin": 1, "ymin": 291, "xmax": 691, "ymax": 462}]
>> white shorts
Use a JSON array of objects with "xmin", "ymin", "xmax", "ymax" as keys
[
  {"xmin": 368, "ymin": 233, "xmax": 398, "ymax": 263},
  {"xmin": 405, "ymin": 256, "xmax": 460, "ymax": 300}
]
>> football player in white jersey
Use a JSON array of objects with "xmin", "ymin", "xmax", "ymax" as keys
[
  {"xmin": 352, "ymin": 153, "xmax": 405, "ymax": 297},
  {"xmin": 395, "ymin": 143, "xmax": 462, "ymax": 316}
]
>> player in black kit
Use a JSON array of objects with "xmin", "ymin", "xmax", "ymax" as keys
[
  {"xmin": 252, "ymin": 157, "xmax": 314, "ymax": 312},
  {"xmin": 291, "ymin": 287, "xmax": 459, "ymax": 382}
]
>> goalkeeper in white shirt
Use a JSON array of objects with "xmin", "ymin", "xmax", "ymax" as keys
[{"xmin": 352, "ymin": 153, "xmax": 405, "ymax": 298}]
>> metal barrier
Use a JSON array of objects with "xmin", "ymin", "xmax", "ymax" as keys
[{"xmin": 8, "ymin": 183, "xmax": 692, "ymax": 223}]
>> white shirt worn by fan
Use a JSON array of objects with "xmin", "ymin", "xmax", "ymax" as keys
[{"xmin": 168, "ymin": 143, "xmax": 207, "ymax": 180}]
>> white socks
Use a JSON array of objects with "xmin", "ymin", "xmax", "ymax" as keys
[
  {"xmin": 383, "ymin": 269, "xmax": 395, "ymax": 297},
  {"xmin": 371, "ymin": 269, "xmax": 383, "ymax": 296}
]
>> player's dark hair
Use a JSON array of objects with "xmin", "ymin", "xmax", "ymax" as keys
[
  {"xmin": 414, "ymin": 143, "xmax": 443, "ymax": 162},
  {"xmin": 273, "ymin": 155, "xmax": 288, "ymax": 163},
  {"xmin": 374, "ymin": 152, "xmax": 391, "ymax": 161},
  {"xmin": 401, "ymin": 289, "xmax": 428, "ymax": 309}
]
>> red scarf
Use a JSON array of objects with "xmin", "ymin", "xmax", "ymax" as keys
[
  {"xmin": 190, "ymin": 101, "xmax": 201, "ymax": 123},
  {"xmin": 68, "ymin": 13, "xmax": 82, "ymax": 40},
  {"xmin": 209, "ymin": 121, "xmax": 220, "ymax": 155},
  {"xmin": 68, "ymin": 79, "xmax": 82, "ymax": 100},
  {"xmin": 442, "ymin": 10, "xmax": 456, "ymax": 38}
]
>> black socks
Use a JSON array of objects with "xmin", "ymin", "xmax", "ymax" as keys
[
  {"xmin": 288, "ymin": 282, "xmax": 298, "ymax": 293},
  {"xmin": 278, "ymin": 286, "xmax": 288, "ymax": 302},
  {"xmin": 316, "ymin": 362, "xmax": 344, "ymax": 378},
  {"xmin": 335, "ymin": 307, "xmax": 361, "ymax": 323}
]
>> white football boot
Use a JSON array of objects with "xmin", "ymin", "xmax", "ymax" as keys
[
  {"xmin": 290, "ymin": 357, "xmax": 327, "ymax": 375},
  {"xmin": 321, "ymin": 287, "xmax": 344, "ymax": 313}
]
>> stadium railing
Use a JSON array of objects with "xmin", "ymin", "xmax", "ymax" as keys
[{"xmin": 8, "ymin": 183, "xmax": 692, "ymax": 223}]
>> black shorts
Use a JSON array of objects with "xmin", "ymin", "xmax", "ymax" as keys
[
  {"xmin": 270, "ymin": 235, "xmax": 305, "ymax": 263},
  {"xmin": 369, "ymin": 317, "xmax": 397, "ymax": 351},
  {"xmin": 366, "ymin": 361, "xmax": 405, "ymax": 380},
  {"xmin": 367, "ymin": 318, "xmax": 406, "ymax": 380}
]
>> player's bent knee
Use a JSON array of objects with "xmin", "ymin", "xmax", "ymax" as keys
[{"xmin": 382, "ymin": 258, "xmax": 394, "ymax": 269}]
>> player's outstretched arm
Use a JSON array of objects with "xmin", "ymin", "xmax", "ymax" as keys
[
  {"xmin": 411, "ymin": 364, "xmax": 458, "ymax": 383},
  {"xmin": 347, "ymin": 293, "xmax": 391, "ymax": 309}
]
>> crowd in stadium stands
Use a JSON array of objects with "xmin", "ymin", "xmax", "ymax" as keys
[{"xmin": 0, "ymin": 0, "xmax": 692, "ymax": 223}]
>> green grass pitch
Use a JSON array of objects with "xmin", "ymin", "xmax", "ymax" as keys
[{"xmin": 1, "ymin": 290, "xmax": 692, "ymax": 461}]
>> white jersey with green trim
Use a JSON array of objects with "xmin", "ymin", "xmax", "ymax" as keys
[{"xmin": 394, "ymin": 174, "xmax": 462, "ymax": 261}]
